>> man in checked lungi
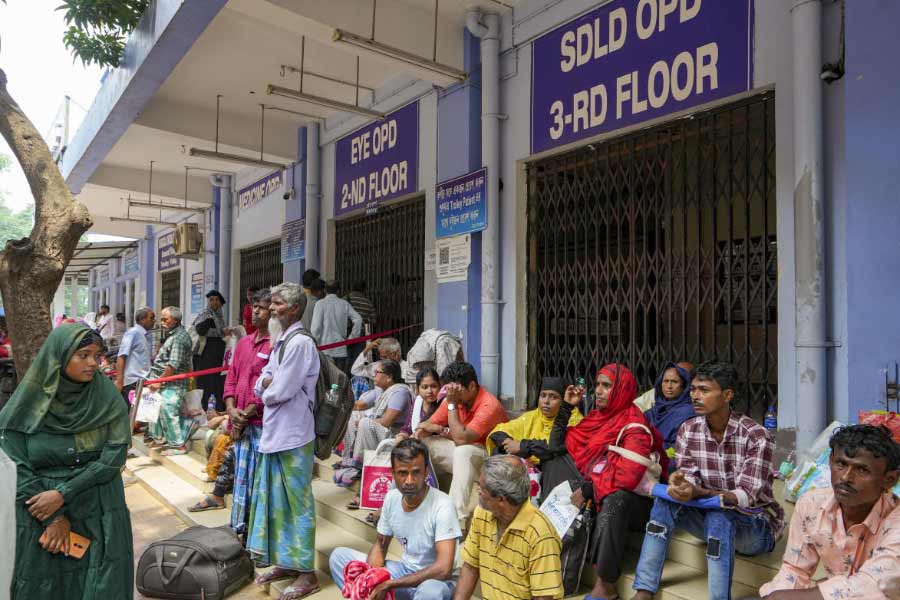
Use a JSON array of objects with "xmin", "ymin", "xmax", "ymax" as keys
[{"xmin": 189, "ymin": 289, "xmax": 273, "ymax": 538}]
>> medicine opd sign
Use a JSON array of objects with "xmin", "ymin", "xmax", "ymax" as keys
[
  {"xmin": 531, "ymin": 0, "xmax": 752, "ymax": 154},
  {"xmin": 334, "ymin": 102, "xmax": 419, "ymax": 217}
]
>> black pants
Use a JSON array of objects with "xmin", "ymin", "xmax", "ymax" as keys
[
  {"xmin": 539, "ymin": 454, "xmax": 652, "ymax": 583},
  {"xmin": 195, "ymin": 337, "xmax": 226, "ymax": 410},
  {"xmin": 591, "ymin": 490, "xmax": 652, "ymax": 583},
  {"xmin": 121, "ymin": 383, "xmax": 137, "ymax": 412}
]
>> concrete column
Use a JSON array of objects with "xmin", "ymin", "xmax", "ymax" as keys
[
  {"xmin": 70, "ymin": 277, "xmax": 80, "ymax": 318},
  {"xmin": 125, "ymin": 279, "xmax": 134, "ymax": 325},
  {"xmin": 305, "ymin": 123, "xmax": 321, "ymax": 271}
]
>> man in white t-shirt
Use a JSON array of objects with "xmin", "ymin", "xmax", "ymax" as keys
[{"xmin": 329, "ymin": 438, "xmax": 460, "ymax": 600}]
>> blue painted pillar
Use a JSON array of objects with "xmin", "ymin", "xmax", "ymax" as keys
[
  {"xmin": 144, "ymin": 225, "xmax": 155, "ymax": 307},
  {"xmin": 436, "ymin": 32, "xmax": 483, "ymax": 374},
  {"xmin": 283, "ymin": 127, "xmax": 307, "ymax": 284}
]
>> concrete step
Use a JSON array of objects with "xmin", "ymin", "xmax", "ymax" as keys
[
  {"xmin": 132, "ymin": 433, "xmax": 216, "ymax": 493},
  {"xmin": 313, "ymin": 453, "xmax": 360, "ymax": 492}
]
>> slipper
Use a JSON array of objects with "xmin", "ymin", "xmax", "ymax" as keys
[
  {"xmin": 254, "ymin": 567, "xmax": 296, "ymax": 586},
  {"xmin": 148, "ymin": 440, "xmax": 168, "ymax": 448},
  {"xmin": 347, "ymin": 499, "xmax": 361, "ymax": 510},
  {"xmin": 365, "ymin": 512, "xmax": 379, "ymax": 525},
  {"xmin": 188, "ymin": 496, "xmax": 225, "ymax": 512},
  {"xmin": 160, "ymin": 447, "xmax": 187, "ymax": 456},
  {"xmin": 279, "ymin": 583, "xmax": 320, "ymax": 600}
]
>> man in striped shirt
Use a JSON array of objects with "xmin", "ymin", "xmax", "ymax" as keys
[
  {"xmin": 454, "ymin": 455, "xmax": 564, "ymax": 600},
  {"xmin": 632, "ymin": 361, "xmax": 784, "ymax": 600}
]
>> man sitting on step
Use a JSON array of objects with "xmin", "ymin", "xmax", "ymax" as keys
[
  {"xmin": 453, "ymin": 455, "xmax": 564, "ymax": 600},
  {"xmin": 758, "ymin": 424, "xmax": 900, "ymax": 600},
  {"xmin": 329, "ymin": 438, "xmax": 462, "ymax": 600},
  {"xmin": 631, "ymin": 361, "xmax": 785, "ymax": 600},
  {"xmin": 414, "ymin": 361, "xmax": 507, "ymax": 531}
]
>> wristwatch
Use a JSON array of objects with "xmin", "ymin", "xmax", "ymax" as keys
[{"xmin": 447, "ymin": 403, "xmax": 456, "ymax": 411}]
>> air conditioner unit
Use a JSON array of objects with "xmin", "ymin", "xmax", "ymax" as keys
[{"xmin": 174, "ymin": 223, "xmax": 203, "ymax": 259}]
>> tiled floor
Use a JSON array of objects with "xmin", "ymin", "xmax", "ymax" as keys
[{"xmin": 126, "ymin": 476, "xmax": 269, "ymax": 600}]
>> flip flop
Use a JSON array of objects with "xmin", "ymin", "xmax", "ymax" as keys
[
  {"xmin": 347, "ymin": 499, "xmax": 361, "ymax": 510},
  {"xmin": 188, "ymin": 496, "xmax": 225, "ymax": 512},
  {"xmin": 254, "ymin": 567, "xmax": 296, "ymax": 586},
  {"xmin": 584, "ymin": 595, "xmax": 619, "ymax": 600},
  {"xmin": 279, "ymin": 583, "xmax": 320, "ymax": 600},
  {"xmin": 160, "ymin": 447, "xmax": 187, "ymax": 456},
  {"xmin": 365, "ymin": 512, "xmax": 379, "ymax": 525}
]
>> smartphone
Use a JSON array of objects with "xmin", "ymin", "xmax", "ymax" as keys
[{"xmin": 67, "ymin": 532, "xmax": 91, "ymax": 559}]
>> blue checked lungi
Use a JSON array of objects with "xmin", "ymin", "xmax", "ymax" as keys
[{"xmin": 230, "ymin": 423, "xmax": 262, "ymax": 534}]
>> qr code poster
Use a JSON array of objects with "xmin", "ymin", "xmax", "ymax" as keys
[{"xmin": 435, "ymin": 234, "xmax": 471, "ymax": 283}]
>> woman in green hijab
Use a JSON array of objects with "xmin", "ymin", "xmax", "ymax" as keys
[{"xmin": 0, "ymin": 324, "xmax": 133, "ymax": 599}]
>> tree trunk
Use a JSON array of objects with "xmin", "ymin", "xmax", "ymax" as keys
[{"xmin": 0, "ymin": 68, "xmax": 92, "ymax": 378}]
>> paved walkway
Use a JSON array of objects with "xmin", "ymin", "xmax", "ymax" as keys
[{"xmin": 126, "ymin": 476, "xmax": 269, "ymax": 600}]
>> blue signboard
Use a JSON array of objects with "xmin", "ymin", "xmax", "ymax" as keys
[
  {"xmin": 157, "ymin": 231, "xmax": 178, "ymax": 271},
  {"xmin": 190, "ymin": 272, "xmax": 203, "ymax": 314},
  {"xmin": 531, "ymin": 0, "xmax": 752, "ymax": 154},
  {"xmin": 436, "ymin": 168, "xmax": 487, "ymax": 238},
  {"xmin": 334, "ymin": 102, "xmax": 419, "ymax": 217},
  {"xmin": 238, "ymin": 170, "xmax": 283, "ymax": 212},
  {"xmin": 122, "ymin": 250, "xmax": 140, "ymax": 276},
  {"xmin": 281, "ymin": 218, "xmax": 305, "ymax": 263}
]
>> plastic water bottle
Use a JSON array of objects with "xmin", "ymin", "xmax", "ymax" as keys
[
  {"xmin": 577, "ymin": 377, "xmax": 588, "ymax": 410},
  {"xmin": 316, "ymin": 384, "xmax": 341, "ymax": 436},
  {"xmin": 763, "ymin": 404, "xmax": 777, "ymax": 431},
  {"xmin": 207, "ymin": 394, "xmax": 217, "ymax": 420}
]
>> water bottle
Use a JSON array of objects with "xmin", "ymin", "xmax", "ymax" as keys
[
  {"xmin": 763, "ymin": 404, "xmax": 777, "ymax": 431},
  {"xmin": 577, "ymin": 377, "xmax": 588, "ymax": 410},
  {"xmin": 207, "ymin": 394, "xmax": 217, "ymax": 421},
  {"xmin": 316, "ymin": 384, "xmax": 341, "ymax": 436}
]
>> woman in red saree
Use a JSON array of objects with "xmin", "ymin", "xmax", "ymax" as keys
[{"xmin": 543, "ymin": 364, "xmax": 668, "ymax": 600}]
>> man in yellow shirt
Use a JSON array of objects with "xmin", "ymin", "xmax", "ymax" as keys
[{"xmin": 454, "ymin": 455, "xmax": 564, "ymax": 600}]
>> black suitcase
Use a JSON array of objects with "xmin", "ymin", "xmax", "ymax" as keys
[{"xmin": 136, "ymin": 525, "xmax": 254, "ymax": 600}]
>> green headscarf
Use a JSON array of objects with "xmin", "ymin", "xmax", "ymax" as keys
[{"xmin": 0, "ymin": 323, "xmax": 129, "ymax": 446}]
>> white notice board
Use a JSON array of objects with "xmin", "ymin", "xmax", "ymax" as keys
[{"xmin": 435, "ymin": 234, "xmax": 471, "ymax": 283}]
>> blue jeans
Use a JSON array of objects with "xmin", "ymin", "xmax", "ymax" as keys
[
  {"xmin": 329, "ymin": 547, "xmax": 455, "ymax": 600},
  {"xmin": 632, "ymin": 498, "xmax": 775, "ymax": 600}
]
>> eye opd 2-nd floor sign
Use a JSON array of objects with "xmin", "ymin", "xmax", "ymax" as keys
[
  {"xmin": 334, "ymin": 102, "xmax": 419, "ymax": 217},
  {"xmin": 531, "ymin": 0, "xmax": 753, "ymax": 154}
]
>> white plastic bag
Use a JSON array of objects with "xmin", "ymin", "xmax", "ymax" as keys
[
  {"xmin": 539, "ymin": 480, "xmax": 580, "ymax": 539},
  {"xmin": 135, "ymin": 389, "xmax": 163, "ymax": 424},
  {"xmin": 181, "ymin": 389, "xmax": 207, "ymax": 426}
]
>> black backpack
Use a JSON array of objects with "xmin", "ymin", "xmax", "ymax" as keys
[
  {"xmin": 278, "ymin": 328, "xmax": 356, "ymax": 460},
  {"xmin": 136, "ymin": 526, "xmax": 254, "ymax": 600}
]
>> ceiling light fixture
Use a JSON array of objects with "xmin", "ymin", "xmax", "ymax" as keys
[
  {"xmin": 267, "ymin": 84, "xmax": 385, "ymax": 120},
  {"xmin": 189, "ymin": 94, "xmax": 286, "ymax": 171},
  {"xmin": 331, "ymin": 28, "xmax": 466, "ymax": 86},
  {"xmin": 188, "ymin": 147, "xmax": 286, "ymax": 170},
  {"xmin": 109, "ymin": 216, "xmax": 179, "ymax": 226},
  {"xmin": 127, "ymin": 200, "xmax": 207, "ymax": 214}
]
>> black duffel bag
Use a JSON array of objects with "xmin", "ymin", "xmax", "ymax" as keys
[{"xmin": 136, "ymin": 525, "xmax": 254, "ymax": 600}]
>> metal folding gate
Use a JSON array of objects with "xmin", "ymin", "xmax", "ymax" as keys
[
  {"xmin": 160, "ymin": 270, "xmax": 180, "ymax": 310},
  {"xmin": 239, "ymin": 241, "xmax": 283, "ymax": 315},
  {"xmin": 526, "ymin": 93, "xmax": 777, "ymax": 420},
  {"xmin": 335, "ymin": 199, "xmax": 425, "ymax": 355}
]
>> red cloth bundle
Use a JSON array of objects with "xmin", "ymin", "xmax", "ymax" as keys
[
  {"xmin": 858, "ymin": 410, "xmax": 900, "ymax": 443},
  {"xmin": 341, "ymin": 560, "xmax": 394, "ymax": 600}
]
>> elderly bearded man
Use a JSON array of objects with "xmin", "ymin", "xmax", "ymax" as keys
[{"xmin": 248, "ymin": 283, "xmax": 321, "ymax": 600}]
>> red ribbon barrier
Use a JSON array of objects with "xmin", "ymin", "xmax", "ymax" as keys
[{"xmin": 142, "ymin": 322, "xmax": 423, "ymax": 385}]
